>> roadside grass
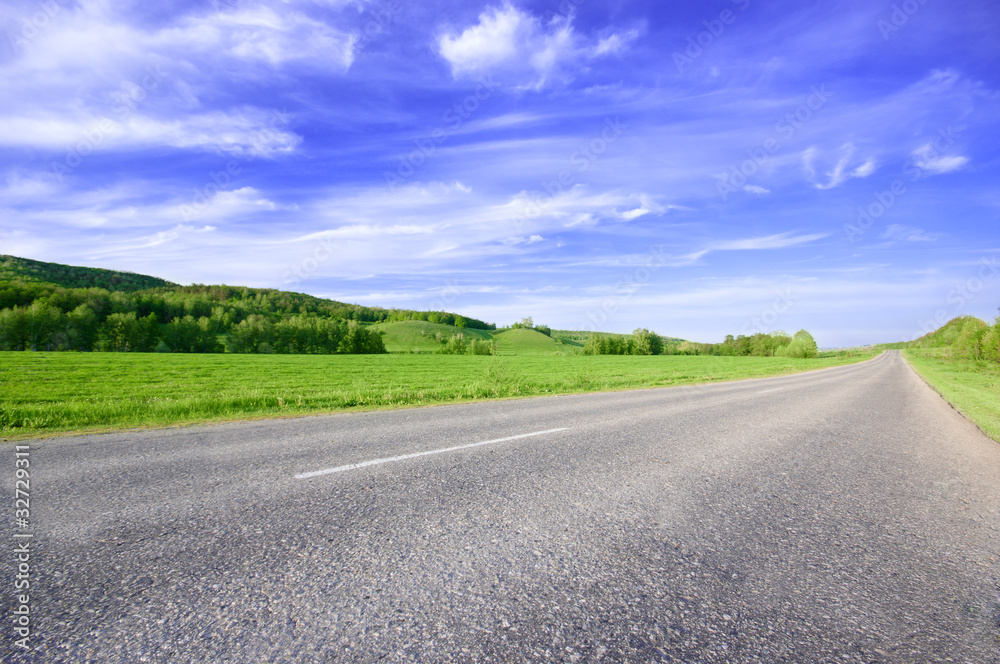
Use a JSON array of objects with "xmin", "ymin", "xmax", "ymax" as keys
[
  {"xmin": 0, "ymin": 351, "xmax": 877, "ymax": 439},
  {"xmin": 903, "ymin": 348, "xmax": 1000, "ymax": 442}
]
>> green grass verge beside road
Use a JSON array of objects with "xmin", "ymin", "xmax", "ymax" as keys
[
  {"xmin": 0, "ymin": 351, "xmax": 876, "ymax": 439},
  {"xmin": 903, "ymin": 348, "xmax": 1000, "ymax": 442}
]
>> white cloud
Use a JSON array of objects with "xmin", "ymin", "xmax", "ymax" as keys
[
  {"xmin": 164, "ymin": 5, "xmax": 356, "ymax": 69},
  {"xmin": 881, "ymin": 224, "xmax": 939, "ymax": 243},
  {"xmin": 743, "ymin": 185, "xmax": 770, "ymax": 195},
  {"xmin": 804, "ymin": 144, "xmax": 878, "ymax": 190},
  {"xmin": 650, "ymin": 232, "xmax": 828, "ymax": 268},
  {"xmin": 594, "ymin": 30, "xmax": 640, "ymax": 57},
  {"xmin": 0, "ymin": 171, "xmax": 62, "ymax": 200},
  {"xmin": 712, "ymin": 232, "xmax": 829, "ymax": 252},
  {"xmin": 133, "ymin": 224, "xmax": 217, "ymax": 250},
  {"xmin": 0, "ymin": 108, "xmax": 300, "ymax": 157},
  {"xmin": 850, "ymin": 158, "xmax": 877, "ymax": 178},
  {"xmin": 910, "ymin": 144, "xmax": 969, "ymax": 175},
  {"xmin": 437, "ymin": 3, "xmax": 635, "ymax": 90},
  {"xmin": 620, "ymin": 207, "xmax": 651, "ymax": 221},
  {"xmin": 298, "ymin": 224, "xmax": 437, "ymax": 240},
  {"xmin": 183, "ymin": 186, "xmax": 284, "ymax": 220}
]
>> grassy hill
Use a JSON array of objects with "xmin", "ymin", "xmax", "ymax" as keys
[
  {"xmin": 373, "ymin": 320, "xmax": 493, "ymax": 353},
  {"xmin": 493, "ymin": 328, "xmax": 578, "ymax": 356},
  {"xmin": 908, "ymin": 316, "xmax": 986, "ymax": 348},
  {"xmin": 0, "ymin": 254, "xmax": 176, "ymax": 292}
]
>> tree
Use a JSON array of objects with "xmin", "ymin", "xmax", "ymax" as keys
[
  {"xmin": 583, "ymin": 333, "xmax": 605, "ymax": 355},
  {"xmin": 100, "ymin": 312, "xmax": 159, "ymax": 352},
  {"xmin": 979, "ymin": 316, "xmax": 1000, "ymax": 363},
  {"xmin": 338, "ymin": 321, "xmax": 386, "ymax": 354},
  {"xmin": 630, "ymin": 328, "xmax": 663, "ymax": 355},
  {"xmin": 66, "ymin": 304, "xmax": 98, "ymax": 351},
  {"xmin": 226, "ymin": 315, "xmax": 274, "ymax": 353},
  {"xmin": 953, "ymin": 318, "xmax": 987, "ymax": 361},
  {"xmin": 441, "ymin": 333, "xmax": 468, "ymax": 355},
  {"xmin": 25, "ymin": 301, "xmax": 63, "ymax": 351},
  {"xmin": 0, "ymin": 306, "xmax": 27, "ymax": 350},
  {"xmin": 776, "ymin": 329, "xmax": 818, "ymax": 359}
]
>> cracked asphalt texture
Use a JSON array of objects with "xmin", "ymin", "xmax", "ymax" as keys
[{"xmin": 3, "ymin": 350, "xmax": 1000, "ymax": 662}]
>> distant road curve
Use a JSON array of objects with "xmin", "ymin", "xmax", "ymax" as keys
[{"xmin": 4, "ymin": 350, "xmax": 1000, "ymax": 662}]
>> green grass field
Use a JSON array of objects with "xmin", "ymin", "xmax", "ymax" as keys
[
  {"xmin": 903, "ymin": 348, "xmax": 1000, "ymax": 441},
  {"xmin": 0, "ymin": 350, "xmax": 876, "ymax": 439}
]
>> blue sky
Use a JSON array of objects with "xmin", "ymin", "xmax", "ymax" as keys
[{"xmin": 1, "ymin": 0, "xmax": 998, "ymax": 346}]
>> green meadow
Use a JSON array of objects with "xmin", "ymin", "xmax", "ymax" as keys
[{"xmin": 0, "ymin": 351, "xmax": 876, "ymax": 439}]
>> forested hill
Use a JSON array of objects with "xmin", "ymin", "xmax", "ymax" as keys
[
  {"xmin": 0, "ymin": 254, "xmax": 176, "ymax": 292},
  {"xmin": 0, "ymin": 255, "xmax": 494, "ymax": 353}
]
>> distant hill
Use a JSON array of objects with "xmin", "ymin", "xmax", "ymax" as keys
[
  {"xmin": 0, "ymin": 255, "xmax": 493, "ymax": 353},
  {"xmin": 0, "ymin": 255, "xmax": 176, "ymax": 292},
  {"xmin": 0, "ymin": 255, "xmax": 698, "ymax": 356},
  {"xmin": 0, "ymin": 255, "xmax": 494, "ymax": 330}
]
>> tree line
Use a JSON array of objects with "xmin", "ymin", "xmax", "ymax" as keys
[
  {"xmin": 435, "ymin": 333, "xmax": 496, "ymax": 356},
  {"xmin": 584, "ymin": 329, "xmax": 819, "ymax": 358},
  {"xmin": 0, "ymin": 302, "xmax": 388, "ymax": 354},
  {"xmin": 583, "ymin": 329, "xmax": 665, "ymax": 355}
]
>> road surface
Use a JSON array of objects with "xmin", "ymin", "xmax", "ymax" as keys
[{"xmin": 3, "ymin": 350, "xmax": 1000, "ymax": 662}]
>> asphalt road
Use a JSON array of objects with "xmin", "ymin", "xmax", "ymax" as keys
[{"xmin": 3, "ymin": 350, "xmax": 1000, "ymax": 663}]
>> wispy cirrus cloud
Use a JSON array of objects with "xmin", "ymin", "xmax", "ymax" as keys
[
  {"xmin": 910, "ymin": 144, "xmax": 969, "ymax": 175},
  {"xmin": 803, "ymin": 144, "xmax": 878, "ymax": 190}
]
